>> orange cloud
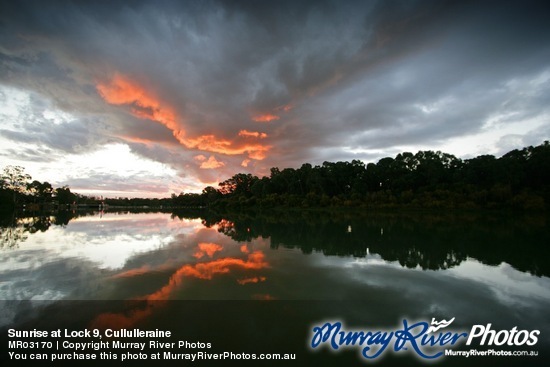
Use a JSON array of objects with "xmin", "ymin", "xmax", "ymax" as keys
[
  {"xmin": 246, "ymin": 146, "xmax": 269, "ymax": 160},
  {"xmin": 180, "ymin": 251, "xmax": 268, "ymax": 280},
  {"xmin": 108, "ymin": 251, "xmax": 268, "ymax": 304},
  {"xmin": 90, "ymin": 250, "xmax": 269, "ymax": 330},
  {"xmin": 239, "ymin": 130, "xmax": 267, "ymax": 139},
  {"xmin": 98, "ymin": 73, "xmax": 272, "ymax": 160},
  {"xmin": 184, "ymin": 134, "xmax": 271, "ymax": 160},
  {"xmin": 252, "ymin": 113, "xmax": 280, "ymax": 122},
  {"xmin": 237, "ymin": 276, "xmax": 266, "ymax": 285},
  {"xmin": 240, "ymin": 244, "xmax": 249, "ymax": 253},
  {"xmin": 199, "ymin": 155, "xmax": 225, "ymax": 169},
  {"xmin": 193, "ymin": 242, "xmax": 223, "ymax": 259},
  {"xmin": 183, "ymin": 134, "xmax": 231, "ymax": 151},
  {"xmin": 97, "ymin": 74, "xmax": 151, "ymax": 105},
  {"xmin": 241, "ymin": 159, "xmax": 251, "ymax": 167},
  {"xmin": 97, "ymin": 74, "xmax": 183, "ymax": 140}
]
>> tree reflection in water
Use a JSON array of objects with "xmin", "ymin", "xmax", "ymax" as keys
[
  {"xmin": 176, "ymin": 209, "xmax": 550, "ymax": 277},
  {"xmin": 2, "ymin": 209, "xmax": 549, "ymax": 277}
]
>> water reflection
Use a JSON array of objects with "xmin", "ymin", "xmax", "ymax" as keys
[
  {"xmin": 1, "ymin": 210, "xmax": 549, "ymax": 302},
  {"xmin": 1, "ymin": 210, "xmax": 549, "ymax": 365},
  {"xmin": 199, "ymin": 210, "xmax": 550, "ymax": 276},
  {"xmin": 1, "ymin": 210, "xmax": 549, "ymax": 303},
  {"xmin": 1, "ymin": 209, "xmax": 548, "ymax": 311}
]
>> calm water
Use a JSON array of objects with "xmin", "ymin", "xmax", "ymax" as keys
[{"xmin": 1, "ymin": 210, "xmax": 549, "ymax": 366}]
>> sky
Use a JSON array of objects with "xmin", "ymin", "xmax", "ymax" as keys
[{"xmin": 0, "ymin": 0, "xmax": 549, "ymax": 198}]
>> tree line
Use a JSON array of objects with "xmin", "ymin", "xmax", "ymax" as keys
[
  {"xmin": 2, "ymin": 141, "xmax": 549, "ymax": 212},
  {"xmin": 0, "ymin": 165, "xmax": 82, "ymax": 211},
  {"xmin": 0, "ymin": 165, "xmax": 173, "ymax": 211},
  {"xmin": 175, "ymin": 141, "xmax": 550, "ymax": 211}
]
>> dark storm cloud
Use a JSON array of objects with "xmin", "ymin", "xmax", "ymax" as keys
[
  {"xmin": 1, "ymin": 0, "xmax": 549, "ymax": 188},
  {"xmin": 288, "ymin": 1, "xmax": 550, "ymax": 150}
]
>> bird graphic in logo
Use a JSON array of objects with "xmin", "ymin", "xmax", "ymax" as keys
[{"xmin": 427, "ymin": 317, "xmax": 456, "ymax": 333}]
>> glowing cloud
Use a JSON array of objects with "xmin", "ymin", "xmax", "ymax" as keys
[
  {"xmin": 247, "ymin": 146, "xmax": 270, "ymax": 160},
  {"xmin": 97, "ymin": 74, "xmax": 183, "ymax": 140},
  {"xmin": 237, "ymin": 276, "xmax": 267, "ymax": 285},
  {"xmin": 199, "ymin": 155, "xmax": 225, "ymax": 169},
  {"xmin": 193, "ymin": 242, "xmax": 223, "ymax": 259},
  {"xmin": 239, "ymin": 130, "xmax": 267, "ymax": 139},
  {"xmin": 179, "ymin": 251, "xmax": 268, "ymax": 280},
  {"xmin": 98, "ymin": 73, "xmax": 271, "ymax": 160},
  {"xmin": 252, "ymin": 113, "xmax": 280, "ymax": 122},
  {"xmin": 184, "ymin": 134, "xmax": 271, "ymax": 160},
  {"xmin": 90, "ymin": 249, "xmax": 269, "ymax": 330}
]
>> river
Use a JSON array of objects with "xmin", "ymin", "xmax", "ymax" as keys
[{"xmin": 1, "ymin": 209, "xmax": 549, "ymax": 366}]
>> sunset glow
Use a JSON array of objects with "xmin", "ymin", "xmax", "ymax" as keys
[
  {"xmin": 97, "ymin": 74, "xmax": 272, "ymax": 163},
  {"xmin": 97, "ymin": 74, "xmax": 182, "ymax": 139},
  {"xmin": 92, "ymin": 244, "xmax": 269, "ymax": 329},
  {"xmin": 237, "ymin": 276, "xmax": 267, "ymax": 285},
  {"xmin": 193, "ymin": 242, "xmax": 224, "ymax": 259},
  {"xmin": 252, "ymin": 114, "xmax": 280, "ymax": 123},
  {"xmin": 183, "ymin": 134, "xmax": 271, "ymax": 160},
  {"xmin": 195, "ymin": 155, "xmax": 225, "ymax": 169},
  {"xmin": 119, "ymin": 252, "xmax": 269, "ymax": 299},
  {"xmin": 177, "ymin": 251, "xmax": 268, "ymax": 280},
  {"xmin": 239, "ymin": 130, "xmax": 268, "ymax": 139}
]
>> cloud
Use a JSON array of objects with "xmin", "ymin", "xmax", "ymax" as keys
[
  {"xmin": 97, "ymin": 73, "xmax": 272, "ymax": 161},
  {"xmin": 96, "ymin": 73, "xmax": 183, "ymax": 143},
  {"xmin": 237, "ymin": 276, "xmax": 266, "ymax": 285},
  {"xmin": 193, "ymin": 242, "xmax": 223, "ymax": 259},
  {"xmin": 252, "ymin": 114, "xmax": 280, "ymax": 123},
  {"xmin": 199, "ymin": 156, "xmax": 225, "ymax": 170},
  {"xmin": 239, "ymin": 130, "xmax": 267, "ymax": 139},
  {"xmin": 178, "ymin": 251, "xmax": 268, "ymax": 280}
]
